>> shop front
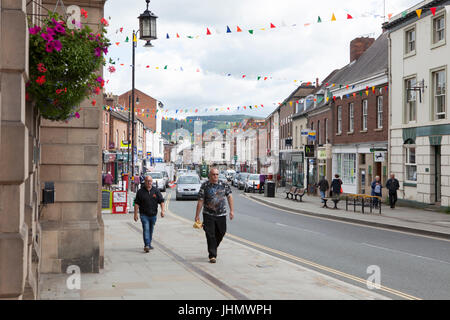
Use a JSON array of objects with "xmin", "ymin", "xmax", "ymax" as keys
[{"xmin": 279, "ymin": 151, "xmax": 305, "ymax": 188}]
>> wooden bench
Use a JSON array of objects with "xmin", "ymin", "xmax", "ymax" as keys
[
  {"xmin": 285, "ymin": 187, "xmax": 297, "ymax": 199},
  {"xmin": 321, "ymin": 197, "xmax": 341, "ymax": 209},
  {"xmin": 345, "ymin": 194, "xmax": 381, "ymax": 214},
  {"xmin": 293, "ymin": 188, "xmax": 306, "ymax": 202}
]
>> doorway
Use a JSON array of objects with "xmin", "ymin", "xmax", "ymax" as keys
[{"xmin": 435, "ymin": 146, "xmax": 441, "ymax": 203}]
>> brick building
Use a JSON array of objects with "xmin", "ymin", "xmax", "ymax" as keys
[{"xmin": 328, "ymin": 33, "xmax": 389, "ymax": 196}]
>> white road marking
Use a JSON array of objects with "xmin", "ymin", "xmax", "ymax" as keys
[{"xmin": 361, "ymin": 243, "xmax": 450, "ymax": 265}]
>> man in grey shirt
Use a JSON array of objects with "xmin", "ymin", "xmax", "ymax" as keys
[{"xmin": 195, "ymin": 168, "xmax": 234, "ymax": 263}]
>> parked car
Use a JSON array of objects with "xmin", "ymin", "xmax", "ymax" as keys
[
  {"xmin": 161, "ymin": 170, "xmax": 169, "ymax": 187},
  {"xmin": 237, "ymin": 173, "xmax": 249, "ymax": 190},
  {"xmin": 146, "ymin": 172, "xmax": 166, "ymax": 192},
  {"xmin": 232, "ymin": 173, "xmax": 241, "ymax": 187},
  {"xmin": 244, "ymin": 174, "xmax": 261, "ymax": 193},
  {"xmin": 176, "ymin": 175, "xmax": 202, "ymax": 200},
  {"xmin": 218, "ymin": 174, "xmax": 228, "ymax": 184},
  {"xmin": 177, "ymin": 169, "xmax": 187, "ymax": 176}
]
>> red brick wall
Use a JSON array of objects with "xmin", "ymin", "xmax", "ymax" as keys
[
  {"xmin": 332, "ymin": 85, "xmax": 389, "ymax": 145},
  {"xmin": 308, "ymin": 108, "xmax": 333, "ymax": 146},
  {"xmin": 118, "ymin": 89, "xmax": 158, "ymax": 131},
  {"xmin": 350, "ymin": 37, "xmax": 375, "ymax": 62},
  {"xmin": 110, "ymin": 115, "xmax": 128, "ymax": 151}
]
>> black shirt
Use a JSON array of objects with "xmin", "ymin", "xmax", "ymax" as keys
[{"xmin": 135, "ymin": 186, "xmax": 165, "ymax": 217}]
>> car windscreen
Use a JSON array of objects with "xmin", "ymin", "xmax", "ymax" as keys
[
  {"xmin": 249, "ymin": 174, "xmax": 260, "ymax": 180},
  {"xmin": 240, "ymin": 174, "xmax": 249, "ymax": 179},
  {"xmin": 149, "ymin": 173, "xmax": 163, "ymax": 179},
  {"xmin": 219, "ymin": 174, "xmax": 226, "ymax": 179},
  {"xmin": 178, "ymin": 176, "xmax": 200, "ymax": 184}
]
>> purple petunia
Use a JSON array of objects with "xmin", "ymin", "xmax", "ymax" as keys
[
  {"xmin": 46, "ymin": 27, "xmax": 56, "ymax": 37},
  {"xmin": 94, "ymin": 47, "xmax": 102, "ymax": 57},
  {"xmin": 52, "ymin": 40, "xmax": 62, "ymax": 52},
  {"xmin": 29, "ymin": 26, "xmax": 41, "ymax": 35},
  {"xmin": 54, "ymin": 23, "xmax": 65, "ymax": 34},
  {"xmin": 41, "ymin": 32, "xmax": 54, "ymax": 42},
  {"xmin": 45, "ymin": 41, "xmax": 55, "ymax": 53},
  {"xmin": 102, "ymin": 47, "xmax": 108, "ymax": 55},
  {"xmin": 96, "ymin": 76, "xmax": 104, "ymax": 84}
]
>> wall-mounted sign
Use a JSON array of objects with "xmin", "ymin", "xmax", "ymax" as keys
[
  {"xmin": 318, "ymin": 149, "xmax": 327, "ymax": 159},
  {"xmin": 305, "ymin": 145, "xmax": 315, "ymax": 158},
  {"xmin": 374, "ymin": 152, "xmax": 385, "ymax": 162},
  {"xmin": 301, "ymin": 130, "xmax": 310, "ymax": 137}
]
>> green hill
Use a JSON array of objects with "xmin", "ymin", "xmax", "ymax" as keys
[{"xmin": 161, "ymin": 115, "xmax": 263, "ymax": 141}]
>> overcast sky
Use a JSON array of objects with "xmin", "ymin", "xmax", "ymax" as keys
[{"xmin": 103, "ymin": 0, "xmax": 420, "ymax": 119}]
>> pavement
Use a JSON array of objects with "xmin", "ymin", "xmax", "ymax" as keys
[
  {"xmin": 244, "ymin": 188, "xmax": 450, "ymax": 240},
  {"xmin": 39, "ymin": 205, "xmax": 389, "ymax": 300}
]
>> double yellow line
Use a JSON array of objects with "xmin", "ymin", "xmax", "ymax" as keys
[{"xmin": 164, "ymin": 191, "xmax": 421, "ymax": 300}]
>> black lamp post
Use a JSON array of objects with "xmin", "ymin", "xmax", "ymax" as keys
[{"xmin": 130, "ymin": 0, "xmax": 157, "ymax": 185}]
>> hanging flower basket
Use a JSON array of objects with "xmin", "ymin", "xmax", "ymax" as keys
[{"xmin": 27, "ymin": 12, "xmax": 110, "ymax": 121}]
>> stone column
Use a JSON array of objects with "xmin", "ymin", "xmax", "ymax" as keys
[
  {"xmin": 0, "ymin": 0, "xmax": 29, "ymax": 299},
  {"xmin": 38, "ymin": 1, "xmax": 105, "ymax": 275}
]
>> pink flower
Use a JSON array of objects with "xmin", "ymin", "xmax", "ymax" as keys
[
  {"xmin": 94, "ymin": 47, "xmax": 102, "ymax": 57},
  {"xmin": 80, "ymin": 9, "xmax": 88, "ymax": 19},
  {"xmin": 46, "ymin": 27, "xmax": 56, "ymax": 37},
  {"xmin": 54, "ymin": 23, "xmax": 65, "ymax": 34},
  {"xmin": 100, "ymin": 18, "xmax": 109, "ymax": 26},
  {"xmin": 45, "ymin": 41, "xmax": 55, "ymax": 53},
  {"xmin": 29, "ymin": 26, "xmax": 41, "ymax": 35},
  {"xmin": 41, "ymin": 33, "xmax": 53, "ymax": 42},
  {"xmin": 75, "ymin": 112, "xmax": 80, "ymax": 119},
  {"xmin": 52, "ymin": 40, "xmax": 62, "ymax": 52},
  {"xmin": 93, "ymin": 87, "xmax": 101, "ymax": 95}
]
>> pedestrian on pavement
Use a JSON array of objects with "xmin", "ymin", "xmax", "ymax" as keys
[
  {"xmin": 104, "ymin": 171, "xmax": 113, "ymax": 190},
  {"xmin": 134, "ymin": 174, "xmax": 141, "ymax": 192},
  {"xmin": 317, "ymin": 176, "xmax": 329, "ymax": 206},
  {"xmin": 259, "ymin": 174, "xmax": 266, "ymax": 194},
  {"xmin": 331, "ymin": 174, "xmax": 343, "ymax": 198},
  {"xmin": 371, "ymin": 176, "xmax": 383, "ymax": 208},
  {"xmin": 134, "ymin": 175, "xmax": 165, "ymax": 253},
  {"xmin": 386, "ymin": 173, "xmax": 400, "ymax": 209},
  {"xmin": 195, "ymin": 168, "xmax": 234, "ymax": 264}
]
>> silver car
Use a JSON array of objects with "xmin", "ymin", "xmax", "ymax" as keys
[
  {"xmin": 176, "ymin": 175, "xmax": 202, "ymax": 200},
  {"xmin": 146, "ymin": 172, "xmax": 166, "ymax": 192},
  {"xmin": 237, "ymin": 173, "xmax": 249, "ymax": 190},
  {"xmin": 218, "ymin": 174, "xmax": 228, "ymax": 184}
]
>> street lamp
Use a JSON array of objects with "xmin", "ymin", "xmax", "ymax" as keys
[{"xmin": 131, "ymin": 0, "xmax": 157, "ymax": 185}]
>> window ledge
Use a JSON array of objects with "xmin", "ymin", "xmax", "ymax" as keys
[
  {"xmin": 360, "ymin": 130, "xmax": 368, "ymax": 133},
  {"xmin": 404, "ymin": 182, "xmax": 417, "ymax": 187},
  {"xmin": 336, "ymin": 133, "xmax": 342, "ymax": 136},
  {"xmin": 431, "ymin": 40, "xmax": 446, "ymax": 50},
  {"xmin": 374, "ymin": 128, "xmax": 383, "ymax": 132},
  {"xmin": 347, "ymin": 131, "xmax": 354, "ymax": 135},
  {"xmin": 404, "ymin": 51, "xmax": 416, "ymax": 59}
]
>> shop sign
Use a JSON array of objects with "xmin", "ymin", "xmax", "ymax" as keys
[
  {"xmin": 374, "ymin": 152, "xmax": 385, "ymax": 162},
  {"xmin": 103, "ymin": 152, "xmax": 116, "ymax": 163},
  {"xmin": 318, "ymin": 149, "xmax": 327, "ymax": 159},
  {"xmin": 301, "ymin": 129, "xmax": 310, "ymax": 136},
  {"xmin": 305, "ymin": 145, "xmax": 315, "ymax": 158}
]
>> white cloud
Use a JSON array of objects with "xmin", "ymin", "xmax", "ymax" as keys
[{"xmin": 104, "ymin": 0, "xmax": 421, "ymax": 118}]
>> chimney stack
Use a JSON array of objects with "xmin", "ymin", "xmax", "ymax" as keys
[
  {"xmin": 350, "ymin": 37, "xmax": 375, "ymax": 62},
  {"xmin": 316, "ymin": 78, "xmax": 319, "ymax": 88}
]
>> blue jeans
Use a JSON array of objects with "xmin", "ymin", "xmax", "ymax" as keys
[
  {"xmin": 140, "ymin": 215, "xmax": 157, "ymax": 247},
  {"xmin": 320, "ymin": 191, "xmax": 326, "ymax": 203}
]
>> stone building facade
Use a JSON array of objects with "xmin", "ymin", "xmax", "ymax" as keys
[
  {"xmin": 0, "ymin": 0, "xmax": 107, "ymax": 300},
  {"xmin": 385, "ymin": 0, "xmax": 450, "ymax": 206}
]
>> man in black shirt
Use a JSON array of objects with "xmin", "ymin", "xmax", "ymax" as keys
[
  {"xmin": 195, "ymin": 168, "xmax": 234, "ymax": 264},
  {"xmin": 134, "ymin": 175, "xmax": 165, "ymax": 253},
  {"xmin": 386, "ymin": 173, "xmax": 400, "ymax": 209}
]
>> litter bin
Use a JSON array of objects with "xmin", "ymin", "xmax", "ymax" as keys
[{"xmin": 265, "ymin": 181, "xmax": 275, "ymax": 198}]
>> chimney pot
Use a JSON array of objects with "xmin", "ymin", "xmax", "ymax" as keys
[{"xmin": 350, "ymin": 37, "xmax": 375, "ymax": 62}]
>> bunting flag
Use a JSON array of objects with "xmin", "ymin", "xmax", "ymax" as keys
[
  {"xmin": 331, "ymin": 13, "xmax": 337, "ymax": 21},
  {"xmin": 237, "ymin": 26, "xmax": 242, "ymax": 32},
  {"xmin": 430, "ymin": 7, "xmax": 437, "ymax": 16},
  {"xmin": 416, "ymin": 9, "xmax": 422, "ymax": 19},
  {"xmin": 317, "ymin": 16, "xmax": 322, "ymax": 23},
  {"xmin": 206, "ymin": 28, "xmax": 211, "ymax": 35},
  {"xmin": 166, "ymin": 33, "xmax": 169, "ymax": 39},
  {"xmin": 270, "ymin": 23, "xmax": 276, "ymax": 28},
  {"xmin": 133, "ymin": 34, "xmax": 137, "ymax": 42},
  {"xmin": 226, "ymin": 26, "xmax": 231, "ymax": 33},
  {"xmin": 347, "ymin": 14, "xmax": 353, "ymax": 19},
  {"xmin": 249, "ymin": 30, "xmax": 254, "ymax": 34}
]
